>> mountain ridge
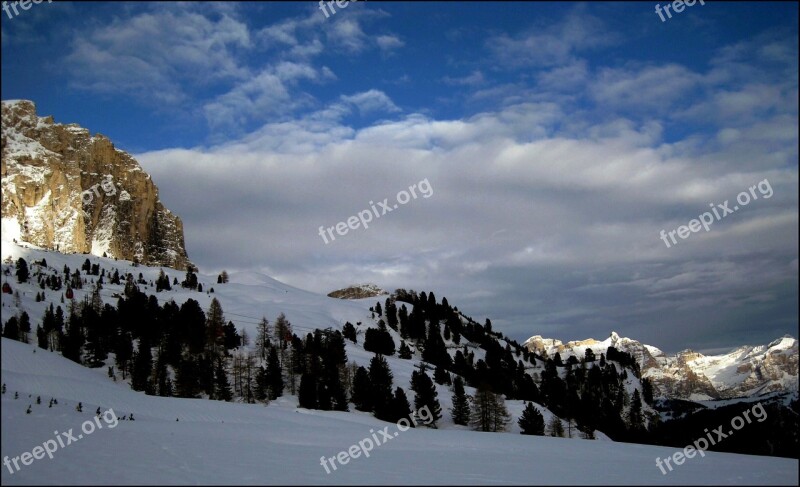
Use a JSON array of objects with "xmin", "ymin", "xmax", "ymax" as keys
[
  {"xmin": 524, "ymin": 331, "xmax": 798, "ymax": 400},
  {"xmin": 1, "ymin": 99, "xmax": 191, "ymax": 270}
]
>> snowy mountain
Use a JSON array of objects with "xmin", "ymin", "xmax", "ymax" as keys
[
  {"xmin": 1, "ymin": 100, "xmax": 191, "ymax": 270},
  {"xmin": 523, "ymin": 332, "xmax": 798, "ymax": 400}
]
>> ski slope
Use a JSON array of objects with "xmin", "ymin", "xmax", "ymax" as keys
[{"xmin": 2, "ymin": 338, "xmax": 798, "ymax": 485}]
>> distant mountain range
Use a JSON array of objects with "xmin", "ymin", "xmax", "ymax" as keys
[{"xmin": 524, "ymin": 331, "xmax": 798, "ymax": 400}]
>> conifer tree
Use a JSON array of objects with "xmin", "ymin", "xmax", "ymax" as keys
[
  {"xmin": 16, "ymin": 257, "xmax": 29, "ymax": 283},
  {"xmin": 470, "ymin": 387, "xmax": 510, "ymax": 432},
  {"xmin": 265, "ymin": 346, "xmax": 284, "ymax": 400},
  {"xmin": 369, "ymin": 355, "xmax": 394, "ymax": 421},
  {"xmin": 398, "ymin": 340, "xmax": 412, "ymax": 359},
  {"xmin": 214, "ymin": 358, "xmax": 232, "ymax": 401},
  {"xmin": 351, "ymin": 366, "xmax": 373, "ymax": 412},
  {"xmin": 518, "ymin": 402, "xmax": 546, "ymax": 435},
  {"xmin": 450, "ymin": 376, "xmax": 471, "ymax": 426},
  {"xmin": 388, "ymin": 387, "xmax": 413, "ymax": 424},
  {"xmin": 411, "ymin": 368, "xmax": 442, "ymax": 427},
  {"xmin": 131, "ymin": 339, "xmax": 153, "ymax": 394},
  {"xmin": 298, "ymin": 372, "xmax": 317, "ymax": 409}
]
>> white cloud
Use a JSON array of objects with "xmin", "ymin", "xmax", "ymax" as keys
[
  {"xmin": 340, "ymin": 89, "xmax": 401, "ymax": 115},
  {"xmin": 442, "ymin": 70, "xmax": 485, "ymax": 87},
  {"xmin": 376, "ymin": 34, "xmax": 404, "ymax": 52},
  {"xmin": 64, "ymin": 6, "xmax": 252, "ymax": 104}
]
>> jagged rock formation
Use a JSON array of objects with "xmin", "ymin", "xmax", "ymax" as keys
[
  {"xmin": 328, "ymin": 283, "xmax": 388, "ymax": 299},
  {"xmin": 524, "ymin": 331, "xmax": 798, "ymax": 400},
  {"xmin": 1, "ymin": 100, "xmax": 191, "ymax": 270}
]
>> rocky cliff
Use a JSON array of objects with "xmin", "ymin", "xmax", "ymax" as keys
[{"xmin": 1, "ymin": 100, "xmax": 191, "ymax": 270}]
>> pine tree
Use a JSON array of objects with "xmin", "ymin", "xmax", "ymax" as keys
[
  {"xmin": 3, "ymin": 316, "xmax": 19, "ymax": 341},
  {"xmin": 18, "ymin": 311, "xmax": 31, "ymax": 344},
  {"xmin": 628, "ymin": 389, "xmax": 644, "ymax": 432},
  {"xmin": 433, "ymin": 365, "xmax": 451, "ymax": 385},
  {"xmin": 450, "ymin": 376, "xmax": 471, "ymax": 426},
  {"xmin": 16, "ymin": 258, "xmax": 29, "ymax": 283},
  {"xmin": 298, "ymin": 372, "xmax": 318, "ymax": 409},
  {"xmin": 342, "ymin": 322, "xmax": 357, "ymax": 343},
  {"xmin": 214, "ymin": 358, "xmax": 232, "ymax": 401},
  {"xmin": 388, "ymin": 387, "xmax": 413, "ymax": 424},
  {"xmin": 205, "ymin": 298, "xmax": 226, "ymax": 355},
  {"xmin": 410, "ymin": 368, "xmax": 442, "ymax": 427},
  {"xmin": 398, "ymin": 340, "xmax": 413, "ymax": 359},
  {"xmin": 265, "ymin": 346, "xmax": 284, "ymax": 400},
  {"xmin": 518, "ymin": 402, "xmax": 546, "ymax": 435},
  {"xmin": 368, "ymin": 355, "xmax": 394, "ymax": 421},
  {"xmin": 131, "ymin": 339, "xmax": 153, "ymax": 394},
  {"xmin": 351, "ymin": 366, "xmax": 373, "ymax": 412}
]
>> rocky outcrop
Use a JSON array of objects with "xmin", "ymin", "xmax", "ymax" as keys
[
  {"xmin": 328, "ymin": 284, "xmax": 388, "ymax": 299},
  {"xmin": 1, "ymin": 100, "xmax": 191, "ymax": 270}
]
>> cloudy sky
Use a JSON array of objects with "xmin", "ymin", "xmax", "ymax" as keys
[{"xmin": 2, "ymin": 1, "xmax": 797, "ymax": 353}]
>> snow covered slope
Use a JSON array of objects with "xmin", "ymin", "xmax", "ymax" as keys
[{"xmin": 2, "ymin": 337, "xmax": 797, "ymax": 485}]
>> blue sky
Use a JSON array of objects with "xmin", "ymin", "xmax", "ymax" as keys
[{"xmin": 2, "ymin": 1, "xmax": 798, "ymax": 352}]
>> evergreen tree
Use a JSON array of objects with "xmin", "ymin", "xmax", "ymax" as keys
[
  {"xmin": 410, "ymin": 368, "xmax": 442, "ymax": 427},
  {"xmin": 36, "ymin": 325, "xmax": 48, "ymax": 349},
  {"xmin": 364, "ymin": 327, "xmax": 395, "ymax": 356},
  {"xmin": 131, "ymin": 339, "xmax": 153, "ymax": 394},
  {"xmin": 368, "ymin": 355, "xmax": 394, "ymax": 421},
  {"xmin": 398, "ymin": 340, "xmax": 412, "ymax": 359},
  {"xmin": 154, "ymin": 350, "xmax": 173, "ymax": 397},
  {"xmin": 388, "ymin": 387, "xmax": 413, "ymax": 424},
  {"xmin": 433, "ymin": 365, "xmax": 451, "ymax": 385},
  {"xmin": 214, "ymin": 358, "xmax": 232, "ymax": 401},
  {"xmin": 628, "ymin": 389, "xmax": 644, "ymax": 432},
  {"xmin": 265, "ymin": 346, "xmax": 284, "ymax": 400},
  {"xmin": 518, "ymin": 402, "xmax": 546, "ymax": 435},
  {"xmin": 342, "ymin": 322, "xmax": 357, "ymax": 343},
  {"xmin": 298, "ymin": 372, "xmax": 318, "ymax": 409},
  {"xmin": 18, "ymin": 311, "xmax": 31, "ymax": 344},
  {"xmin": 450, "ymin": 376, "xmax": 471, "ymax": 426},
  {"xmin": 16, "ymin": 258, "xmax": 29, "ymax": 283},
  {"xmin": 205, "ymin": 298, "xmax": 226, "ymax": 355},
  {"xmin": 3, "ymin": 316, "xmax": 19, "ymax": 341},
  {"xmin": 351, "ymin": 366, "xmax": 373, "ymax": 412}
]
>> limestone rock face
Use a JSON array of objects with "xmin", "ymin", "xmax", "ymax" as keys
[{"xmin": 1, "ymin": 100, "xmax": 191, "ymax": 270}]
